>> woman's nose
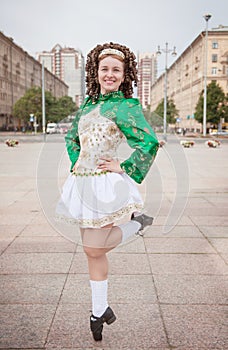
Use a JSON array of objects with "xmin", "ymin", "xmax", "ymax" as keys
[{"xmin": 106, "ymin": 69, "xmax": 113, "ymax": 77}]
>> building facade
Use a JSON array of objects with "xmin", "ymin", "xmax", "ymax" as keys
[
  {"xmin": 150, "ymin": 25, "xmax": 228, "ymax": 132},
  {"xmin": 0, "ymin": 32, "xmax": 68, "ymax": 130},
  {"xmin": 137, "ymin": 53, "xmax": 157, "ymax": 109},
  {"xmin": 38, "ymin": 45, "xmax": 85, "ymax": 107}
]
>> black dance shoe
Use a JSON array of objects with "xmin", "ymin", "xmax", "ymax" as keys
[
  {"xmin": 131, "ymin": 213, "xmax": 154, "ymax": 236},
  {"xmin": 90, "ymin": 306, "xmax": 116, "ymax": 341}
]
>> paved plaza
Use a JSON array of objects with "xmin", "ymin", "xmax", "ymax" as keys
[{"xmin": 0, "ymin": 135, "xmax": 227, "ymax": 349}]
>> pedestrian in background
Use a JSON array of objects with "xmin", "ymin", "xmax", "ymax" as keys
[{"xmin": 56, "ymin": 42, "xmax": 159, "ymax": 341}]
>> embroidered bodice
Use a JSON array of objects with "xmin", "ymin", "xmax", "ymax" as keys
[
  {"xmin": 76, "ymin": 106, "xmax": 123, "ymax": 174},
  {"xmin": 65, "ymin": 91, "xmax": 159, "ymax": 184}
]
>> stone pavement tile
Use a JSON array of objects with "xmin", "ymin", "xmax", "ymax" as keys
[
  {"xmin": 146, "ymin": 225, "xmax": 203, "ymax": 237},
  {"xmin": 46, "ymin": 303, "xmax": 98, "ymax": 349},
  {"xmin": 0, "ymin": 224, "xmax": 25, "ymax": 238},
  {"xmin": 205, "ymin": 195, "xmax": 228, "ymax": 208},
  {"xmin": 108, "ymin": 275, "xmax": 157, "ymax": 303},
  {"xmin": 0, "ymin": 274, "xmax": 66, "ymax": 304},
  {"xmin": 0, "ymin": 191, "xmax": 27, "ymax": 207},
  {"xmin": 222, "ymin": 254, "xmax": 228, "ymax": 264},
  {"xmin": 108, "ymin": 253, "xmax": 151, "ymax": 275},
  {"xmin": 0, "ymin": 202, "xmax": 40, "ymax": 214},
  {"xmin": 70, "ymin": 252, "xmax": 152, "ymax": 275},
  {"xmin": 0, "ymin": 240, "xmax": 14, "ymax": 255},
  {"xmin": 46, "ymin": 303, "xmax": 168, "ymax": 349},
  {"xmin": 5, "ymin": 236, "xmax": 76, "ymax": 253},
  {"xmin": 8, "ymin": 178, "xmax": 36, "ymax": 191},
  {"xmin": 60, "ymin": 274, "xmax": 157, "ymax": 305},
  {"xmin": 0, "ymin": 252, "xmax": 73, "ymax": 274},
  {"xmin": 154, "ymin": 275, "xmax": 228, "ymax": 304},
  {"xmin": 161, "ymin": 305, "xmax": 228, "ymax": 349},
  {"xmin": 199, "ymin": 226, "xmax": 228, "ymax": 238},
  {"xmin": 148, "ymin": 254, "xmax": 228, "ymax": 275},
  {"xmin": 184, "ymin": 206, "xmax": 228, "ymax": 217},
  {"xmin": 207, "ymin": 238, "xmax": 228, "ymax": 254},
  {"xmin": 69, "ymin": 252, "xmax": 88, "ymax": 274},
  {"xmin": 0, "ymin": 304, "xmax": 56, "ymax": 348},
  {"xmin": 144, "ymin": 237, "xmax": 215, "ymax": 253},
  {"xmin": 20, "ymin": 223, "xmax": 60, "ymax": 237},
  {"xmin": 60, "ymin": 274, "xmax": 90, "ymax": 304},
  {"xmin": 185, "ymin": 197, "xmax": 214, "ymax": 207},
  {"xmin": 0, "ymin": 213, "xmax": 34, "ymax": 226},
  {"xmin": 154, "ymin": 215, "xmax": 194, "ymax": 226},
  {"xmin": 113, "ymin": 236, "xmax": 146, "ymax": 253},
  {"xmin": 190, "ymin": 215, "xmax": 228, "ymax": 226},
  {"xmin": 46, "ymin": 348, "xmax": 170, "ymax": 350},
  {"xmin": 30, "ymin": 213, "xmax": 51, "ymax": 224},
  {"xmin": 47, "ymin": 348, "xmax": 170, "ymax": 350}
]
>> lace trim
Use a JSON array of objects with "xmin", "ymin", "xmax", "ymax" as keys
[{"xmin": 55, "ymin": 203, "xmax": 144, "ymax": 228}]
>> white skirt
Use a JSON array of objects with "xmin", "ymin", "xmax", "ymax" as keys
[{"xmin": 56, "ymin": 172, "xmax": 143, "ymax": 228}]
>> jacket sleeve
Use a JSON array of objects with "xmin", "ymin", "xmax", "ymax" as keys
[
  {"xmin": 65, "ymin": 98, "xmax": 89, "ymax": 171},
  {"xmin": 115, "ymin": 98, "xmax": 159, "ymax": 184}
]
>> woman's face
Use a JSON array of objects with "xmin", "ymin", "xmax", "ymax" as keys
[{"xmin": 98, "ymin": 56, "xmax": 124, "ymax": 95}]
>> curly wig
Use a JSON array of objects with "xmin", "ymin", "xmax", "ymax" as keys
[{"xmin": 85, "ymin": 42, "xmax": 138, "ymax": 100}]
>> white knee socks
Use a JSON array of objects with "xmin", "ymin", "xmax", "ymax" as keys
[
  {"xmin": 90, "ymin": 279, "xmax": 109, "ymax": 317},
  {"xmin": 118, "ymin": 220, "xmax": 141, "ymax": 243}
]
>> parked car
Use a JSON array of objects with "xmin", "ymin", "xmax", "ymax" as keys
[
  {"xmin": 210, "ymin": 130, "xmax": 228, "ymax": 136},
  {"xmin": 46, "ymin": 123, "xmax": 58, "ymax": 134},
  {"xmin": 58, "ymin": 123, "xmax": 71, "ymax": 134}
]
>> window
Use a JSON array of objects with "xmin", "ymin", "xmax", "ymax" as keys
[
  {"xmin": 211, "ymin": 67, "xmax": 217, "ymax": 75},
  {"xmin": 212, "ymin": 54, "xmax": 218, "ymax": 62},
  {"xmin": 212, "ymin": 41, "xmax": 218, "ymax": 49}
]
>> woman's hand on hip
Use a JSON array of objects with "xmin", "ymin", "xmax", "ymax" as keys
[{"xmin": 97, "ymin": 158, "xmax": 124, "ymax": 173}]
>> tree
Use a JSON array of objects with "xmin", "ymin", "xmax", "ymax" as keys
[
  {"xmin": 13, "ymin": 87, "xmax": 78, "ymax": 128},
  {"xmin": 143, "ymin": 105, "xmax": 163, "ymax": 128},
  {"xmin": 195, "ymin": 81, "xmax": 226, "ymax": 126},
  {"xmin": 13, "ymin": 87, "xmax": 56, "ymax": 126},
  {"xmin": 56, "ymin": 96, "xmax": 77, "ymax": 122},
  {"xmin": 154, "ymin": 98, "xmax": 179, "ymax": 124}
]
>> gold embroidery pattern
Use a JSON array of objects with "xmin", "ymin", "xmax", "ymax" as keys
[{"xmin": 56, "ymin": 203, "xmax": 144, "ymax": 228}]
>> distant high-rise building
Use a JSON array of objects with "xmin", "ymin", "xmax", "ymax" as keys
[
  {"xmin": 138, "ymin": 53, "xmax": 157, "ymax": 109},
  {"xmin": 150, "ymin": 25, "xmax": 228, "ymax": 132},
  {"xmin": 0, "ymin": 32, "xmax": 68, "ymax": 131},
  {"xmin": 38, "ymin": 44, "xmax": 85, "ymax": 107}
]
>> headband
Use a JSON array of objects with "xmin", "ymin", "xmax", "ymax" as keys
[{"xmin": 98, "ymin": 48, "xmax": 125, "ymax": 60}]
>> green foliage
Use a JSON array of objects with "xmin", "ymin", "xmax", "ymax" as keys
[
  {"xmin": 13, "ymin": 87, "xmax": 77, "ymax": 128},
  {"xmin": 195, "ymin": 81, "xmax": 226, "ymax": 125},
  {"xmin": 154, "ymin": 98, "xmax": 179, "ymax": 124},
  {"xmin": 143, "ymin": 106, "xmax": 163, "ymax": 127},
  {"xmin": 56, "ymin": 96, "xmax": 77, "ymax": 121}
]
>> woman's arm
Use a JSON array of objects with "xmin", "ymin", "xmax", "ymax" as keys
[{"xmin": 116, "ymin": 99, "xmax": 159, "ymax": 184}]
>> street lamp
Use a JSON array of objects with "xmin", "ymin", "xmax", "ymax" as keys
[
  {"xmin": 157, "ymin": 43, "xmax": 177, "ymax": 141},
  {"xmin": 203, "ymin": 14, "xmax": 212, "ymax": 136},
  {"xmin": 42, "ymin": 60, "xmax": 46, "ymax": 141}
]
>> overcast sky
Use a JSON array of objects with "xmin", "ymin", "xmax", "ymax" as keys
[{"xmin": 1, "ymin": 0, "xmax": 228, "ymax": 74}]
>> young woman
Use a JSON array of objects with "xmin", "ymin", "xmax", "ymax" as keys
[{"xmin": 56, "ymin": 42, "xmax": 159, "ymax": 341}]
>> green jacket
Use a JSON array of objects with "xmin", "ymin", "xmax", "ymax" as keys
[{"xmin": 65, "ymin": 91, "xmax": 159, "ymax": 184}]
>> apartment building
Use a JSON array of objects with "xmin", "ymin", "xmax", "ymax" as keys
[
  {"xmin": 138, "ymin": 53, "xmax": 157, "ymax": 109},
  {"xmin": 150, "ymin": 25, "xmax": 228, "ymax": 131},
  {"xmin": 0, "ymin": 31, "xmax": 68, "ymax": 130},
  {"xmin": 38, "ymin": 45, "xmax": 85, "ymax": 107}
]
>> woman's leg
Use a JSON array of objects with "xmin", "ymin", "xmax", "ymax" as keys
[
  {"xmin": 81, "ymin": 225, "xmax": 118, "ymax": 341},
  {"xmin": 80, "ymin": 216, "xmax": 151, "ymax": 341},
  {"xmin": 81, "ymin": 225, "xmax": 119, "ymax": 282}
]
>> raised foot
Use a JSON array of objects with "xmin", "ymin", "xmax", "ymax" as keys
[
  {"xmin": 90, "ymin": 306, "xmax": 116, "ymax": 341},
  {"xmin": 131, "ymin": 213, "xmax": 154, "ymax": 236}
]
